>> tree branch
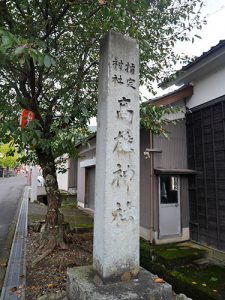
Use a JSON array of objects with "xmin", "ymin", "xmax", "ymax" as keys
[
  {"xmin": 83, "ymin": 60, "xmax": 98, "ymax": 76},
  {"xmin": 12, "ymin": 0, "xmax": 26, "ymax": 19},
  {"xmin": 41, "ymin": 4, "xmax": 70, "ymax": 40},
  {"xmin": 85, "ymin": 6, "xmax": 102, "ymax": 20},
  {"xmin": 19, "ymin": 66, "xmax": 31, "ymax": 101},
  {"xmin": 0, "ymin": 70, "xmax": 20, "ymax": 92},
  {"xmin": 34, "ymin": 0, "xmax": 46, "ymax": 19},
  {"xmin": 36, "ymin": 67, "xmax": 44, "ymax": 99},
  {"xmin": 29, "ymin": 58, "xmax": 36, "ymax": 100},
  {"xmin": 13, "ymin": 83, "xmax": 22, "ymax": 98},
  {"xmin": 41, "ymin": 4, "xmax": 102, "ymax": 41},
  {"xmin": 0, "ymin": 1, "xmax": 14, "ymax": 30}
]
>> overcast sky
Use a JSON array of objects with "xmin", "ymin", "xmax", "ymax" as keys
[
  {"xmin": 142, "ymin": 0, "xmax": 225, "ymax": 98},
  {"xmin": 177, "ymin": 0, "xmax": 225, "ymax": 57},
  {"xmin": 90, "ymin": 1, "xmax": 225, "ymax": 125}
]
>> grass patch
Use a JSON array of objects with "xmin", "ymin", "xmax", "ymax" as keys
[
  {"xmin": 152, "ymin": 243, "xmax": 205, "ymax": 267},
  {"xmin": 63, "ymin": 214, "xmax": 93, "ymax": 230},
  {"xmin": 61, "ymin": 197, "xmax": 77, "ymax": 208},
  {"xmin": 28, "ymin": 214, "xmax": 45, "ymax": 222},
  {"xmin": 28, "ymin": 202, "xmax": 93, "ymax": 230},
  {"xmin": 171, "ymin": 265, "xmax": 225, "ymax": 300},
  {"xmin": 76, "ymin": 223, "xmax": 93, "ymax": 229},
  {"xmin": 140, "ymin": 239, "xmax": 225, "ymax": 300}
]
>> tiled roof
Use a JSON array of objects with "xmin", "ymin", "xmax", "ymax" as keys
[{"xmin": 181, "ymin": 40, "xmax": 225, "ymax": 71}]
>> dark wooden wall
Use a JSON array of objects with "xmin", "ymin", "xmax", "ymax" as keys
[
  {"xmin": 154, "ymin": 121, "xmax": 188, "ymax": 169},
  {"xmin": 186, "ymin": 97, "xmax": 225, "ymax": 251},
  {"xmin": 153, "ymin": 120, "xmax": 190, "ymax": 230}
]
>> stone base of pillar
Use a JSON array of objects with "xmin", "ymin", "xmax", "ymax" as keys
[{"xmin": 66, "ymin": 266, "xmax": 172, "ymax": 300}]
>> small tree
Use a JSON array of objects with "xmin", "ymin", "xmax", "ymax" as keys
[
  {"xmin": 0, "ymin": 0, "xmax": 204, "ymax": 249},
  {"xmin": 140, "ymin": 103, "xmax": 182, "ymax": 138},
  {"xmin": 0, "ymin": 142, "xmax": 19, "ymax": 177}
]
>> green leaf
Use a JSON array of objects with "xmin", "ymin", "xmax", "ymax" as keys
[
  {"xmin": 38, "ymin": 54, "xmax": 44, "ymax": 66},
  {"xmin": 2, "ymin": 35, "xmax": 12, "ymax": 46},
  {"xmin": 44, "ymin": 55, "xmax": 52, "ymax": 67},
  {"xmin": 64, "ymin": 117, "xmax": 69, "ymax": 124},
  {"xmin": 0, "ymin": 0, "xmax": 206, "ymax": 207},
  {"xmin": 15, "ymin": 46, "xmax": 25, "ymax": 55},
  {"xmin": 29, "ymin": 49, "xmax": 40, "ymax": 64},
  {"xmin": 194, "ymin": 34, "xmax": 202, "ymax": 39},
  {"xmin": 32, "ymin": 138, "xmax": 37, "ymax": 146},
  {"xmin": 210, "ymin": 277, "xmax": 218, "ymax": 282},
  {"xmin": 51, "ymin": 57, "xmax": 56, "ymax": 67},
  {"xmin": 81, "ymin": 107, "xmax": 89, "ymax": 117}
]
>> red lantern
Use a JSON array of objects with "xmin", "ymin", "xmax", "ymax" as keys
[{"xmin": 20, "ymin": 109, "xmax": 35, "ymax": 128}]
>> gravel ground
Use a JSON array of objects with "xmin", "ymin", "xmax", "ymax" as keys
[{"xmin": 26, "ymin": 229, "xmax": 93, "ymax": 300}]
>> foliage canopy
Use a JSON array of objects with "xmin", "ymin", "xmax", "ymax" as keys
[
  {"xmin": 0, "ymin": 0, "xmax": 204, "ymax": 163},
  {"xmin": 0, "ymin": 0, "xmax": 205, "ymax": 242},
  {"xmin": 0, "ymin": 142, "xmax": 19, "ymax": 168}
]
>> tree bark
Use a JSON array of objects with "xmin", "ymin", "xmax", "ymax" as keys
[{"xmin": 36, "ymin": 148, "xmax": 68, "ymax": 248}]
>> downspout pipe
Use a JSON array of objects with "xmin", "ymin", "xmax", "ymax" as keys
[{"xmin": 149, "ymin": 130, "xmax": 154, "ymax": 243}]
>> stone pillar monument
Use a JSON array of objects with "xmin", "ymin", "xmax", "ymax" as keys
[
  {"xmin": 93, "ymin": 30, "xmax": 139, "ymax": 282},
  {"xmin": 67, "ymin": 31, "xmax": 172, "ymax": 300}
]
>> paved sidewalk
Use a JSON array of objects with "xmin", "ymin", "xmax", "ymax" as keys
[{"xmin": 0, "ymin": 187, "xmax": 28, "ymax": 300}]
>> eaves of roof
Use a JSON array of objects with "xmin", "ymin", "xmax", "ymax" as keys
[
  {"xmin": 76, "ymin": 85, "xmax": 193, "ymax": 145},
  {"xmin": 147, "ymin": 85, "xmax": 193, "ymax": 106},
  {"xmin": 172, "ymin": 40, "xmax": 225, "ymax": 86},
  {"xmin": 75, "ymin": 131, "xmax": 96, "ymax": 148}
]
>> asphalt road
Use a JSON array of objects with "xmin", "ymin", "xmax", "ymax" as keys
[{"xmin": 0, "ymin": 175, "xmax": 26, "ymax": 258}]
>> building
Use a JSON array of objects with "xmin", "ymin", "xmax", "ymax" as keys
[
  {"xmin": 171, "ymin": 40, "xmax": 225, "ymax": 251},
  {"xmin": 68, "ymin": 86, "xmax": 195, "ymax": 244},
  {"xmin": 68, "ymin": 40, "xmax": 225, "ymax": 251}
]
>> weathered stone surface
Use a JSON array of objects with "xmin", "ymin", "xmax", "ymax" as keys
[
  {"xmin": 67, "ymin": 266, "xmax": 173, "ymax": 300},
  {"xmin": 121, "ymin": 271, "xmax": 132, "ymax": 282},
  {"xmin": 93, "ymin": 30, "xmax": 140, "ymax": 281},
  {"xmin": 37, "ymin": 291, "xmax": 67, "ymax": 300},
  {"xmin": 176, "ymin": 293, "xmax": 192, "ymax": 300},
  {"xmin": 193, "ymin": 258, "xmax": 210, "ymax": 266}
]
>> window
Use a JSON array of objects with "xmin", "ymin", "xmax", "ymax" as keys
[{"xmin": 160, "ymin": 175, "xmax": 178, "ymax": 204}]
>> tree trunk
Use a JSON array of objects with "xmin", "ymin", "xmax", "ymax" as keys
[{"xmin": 36, "ymin": 148, "xmax": 68, "ymax": 249}]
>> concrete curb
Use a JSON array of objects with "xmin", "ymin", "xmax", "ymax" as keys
[
  {"xmin": 0, "ymin": 186, "xmax": 28, "ymax": 300},
  {"xmin": 0, "ymin": 183, "xmax": 24, "ymax": 292}
]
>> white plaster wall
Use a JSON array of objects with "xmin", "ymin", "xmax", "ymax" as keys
[
  {"xmin": 77, "ymin": 158, "xmax": 85, "ymax": 205},
  {"xmin": 187, "ymin": 66, "xmax": 225, "ymax": 109},
  {"xmin": 57, "ymin": 159, "xmax": 69, "ymax": 191}
]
